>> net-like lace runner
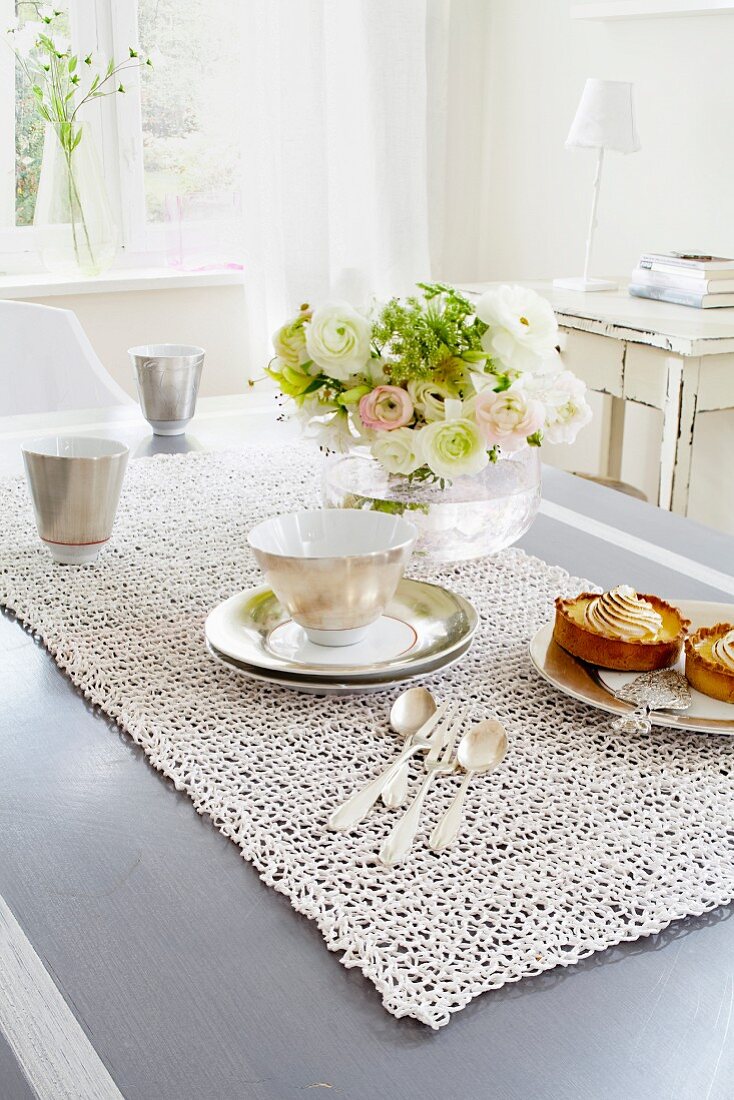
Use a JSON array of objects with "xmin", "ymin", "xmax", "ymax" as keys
[{"xmin": 2, "ymin": 448, "xmax": 733, "ymax": 1029}]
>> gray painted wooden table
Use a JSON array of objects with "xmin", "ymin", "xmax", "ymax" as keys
[{"xmin": 2, "ymin": 398, "xmax": 734, "ymax": 1100}]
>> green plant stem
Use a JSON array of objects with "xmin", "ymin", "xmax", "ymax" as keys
[
  {"xmin": 69, "ymin": 58, "xmax": 143, "ymax": 122},
  {"xmin": 63, "ymin": 142, "xmax": 95, "ymax": 268},
  {"xmin": 63, "ymin": 147, "xmax": 79, "ymax": 258}
]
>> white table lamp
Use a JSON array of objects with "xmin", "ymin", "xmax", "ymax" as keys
[{"xmin": 554, "ymin": 79, "xmax": 640, "ymax": 293}]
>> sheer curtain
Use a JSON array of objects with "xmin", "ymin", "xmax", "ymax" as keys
[{"xmin": 239, "ymin": 0, "xmax": 439, "ymax": 368}]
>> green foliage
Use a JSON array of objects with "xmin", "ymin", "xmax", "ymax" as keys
[
  {"xmin": 371, "ymin": 283, "xmax": 490, "ymax": 386},
  {"xmin": 406, "ymin": 464, "xmax": 449, "ymax": 491},
  {"xmin": 343, "ymin": 495, "xmax": 431, "ymax": 517},
  {"xmin": 492, "ymin": 372, "xmax": 513, "ymax": 393}
]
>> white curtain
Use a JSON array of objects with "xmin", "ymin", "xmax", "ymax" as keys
[{"xmin": 239, "ymin": 0, "xmax": 437, "ymax": 369}]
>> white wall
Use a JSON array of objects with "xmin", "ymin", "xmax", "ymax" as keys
[
  {"xmin": 19, "ymin": 285, "xmax": 250, "ymax": 399},
  {"xmin": 478, "ymin": 1, "xmax": 734, "ymax": 282}
]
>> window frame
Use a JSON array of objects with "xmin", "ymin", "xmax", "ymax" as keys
[{"xmin": 0, "ymin": 0, "xmax": 34, "ymax": 256}]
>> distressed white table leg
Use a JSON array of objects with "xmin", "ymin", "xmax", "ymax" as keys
[
  {"xmin": 606, "ymin": 396, "xmax": 626, "ymax": 482},
  {"xmin": 657, "ymin": 354, "xmax": 684, "ymax": 511},
  {"xmin": 670, "ymin": 356, "xmax": 702, "ymax": 516}
]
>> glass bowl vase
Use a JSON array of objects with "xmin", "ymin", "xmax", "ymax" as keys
[{"xmin": 322, "ymin": 447, "xmax": 541, "ymax": 562}]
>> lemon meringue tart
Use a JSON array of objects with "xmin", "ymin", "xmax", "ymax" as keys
[
  {"xmin": 685, "ymin": 624, "xmax": 734, "ymax": 703},
  {"xmin": 553, "ymin": 586, "xmax": 687, "ymax": 671}
]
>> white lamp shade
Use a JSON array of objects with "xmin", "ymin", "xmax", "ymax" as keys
[{"xmin": 565, "ymin": 79, "xmax": 640, "ymax": 154}]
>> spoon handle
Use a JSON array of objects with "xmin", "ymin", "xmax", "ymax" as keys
[
  {"xmin": 611, "ymin": 702, "xmax": 652, "ymax": 734},
  {"xmin": 381, "ymin": 760, "xmax": 410, "ymax": 808},
  {"xmin": 428, "ymin": 772, "xmax": 473, "ymax": 852},
  {"xmin": 379, "ymin": 772, "xmax": 437, "ymax": 866},
  {"xmin": 327, "ymin": 743, "xmax": 421, "ymax": 832}
]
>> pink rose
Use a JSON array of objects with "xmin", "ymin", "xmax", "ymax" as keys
[
  {"xmin": 473, "ymin": 387, "xmax": 545, "ymax": 452},
  {"xmin": 358, "ymin": 385, "xmax": 414, "ymax": 431}
]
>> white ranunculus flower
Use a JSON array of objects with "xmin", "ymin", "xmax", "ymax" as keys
[
  {"xmin": 530, "ymin": 349, "xmax": 563, "ymax": 376},
  {"xmin": 419, "ymin": 400, "xmax": 488, "ymax": 480},
  {"xmin": 371, "ymin": 427, "xmax": 423, "ymax": 476},
  {"xmin": 476, "ymin": 285, "xmax": 558, "ymax": 372},
  {"xmin": 407, "ymin": 379, "xmax": 457, "ymax": 422},
  {"xmin": 305, "ymin": 301, "xmax": 372, "ymax": 382},
  {"xmin": 524, "ymin": 370, "xmax": 592, "ymax": 445}
]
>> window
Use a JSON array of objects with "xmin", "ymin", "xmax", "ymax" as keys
[
  {"xmin": 14, "ymin": 1, "xmax": 64, "ymax": 225},
  {"xmin": 0, "ymin": 0, "xmax": 60, "ymax": 240},
  {"xmin": 136, "ymin": 0, "xmax": 241, "ymax": 224},
  {"xmin": 0, "ymin": 0, "xmax": 243, "ymax": 268}
]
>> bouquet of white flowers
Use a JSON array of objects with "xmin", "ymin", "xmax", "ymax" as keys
[{"xmin": 269, "ymin": 283, "xmax": 591, "ymax": 484}]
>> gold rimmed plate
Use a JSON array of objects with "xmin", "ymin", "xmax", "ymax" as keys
[
  {"xmin": 206, "ymin": 637, "xmax": 474, "ymax": 695},
  {"xmin": 205, "ymin": 578, "xmax": 478, "ymax": 680},
  {"xmin": 529, "ymin": 598, "xmax": 734, "ymax": 736}
]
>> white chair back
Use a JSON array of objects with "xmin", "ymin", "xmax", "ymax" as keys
[{"xmin": 0, "ymin": 300, "xmax": 133, "ymax": 416}]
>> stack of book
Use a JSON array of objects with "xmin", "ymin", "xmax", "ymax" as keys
[{"xmin": 629, "ymin": 253, "xmax": 734, "ymax": 309}]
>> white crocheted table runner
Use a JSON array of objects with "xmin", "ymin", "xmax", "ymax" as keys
[{"xmin": 2, "ymin": 447, "xmax": 733, "ymax": 1029}]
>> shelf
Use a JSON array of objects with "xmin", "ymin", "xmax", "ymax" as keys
[
  {"xmin": 572, "ymin": 0, "xmax": 734, "ymax": 18},
  {"xmin": 0, "ymin": 266, "xmax": 245, "ymax": 300}
]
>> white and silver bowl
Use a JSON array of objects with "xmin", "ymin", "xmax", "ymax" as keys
[
  {"xmin": 247, "ymin": 509, "xmax": 417, "ymax": 647},
  {"xmin": 21, "ymin": 435, "xmax": 128, "ymax": 564}
]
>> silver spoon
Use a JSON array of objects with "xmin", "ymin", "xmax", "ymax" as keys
[
  {"xmin": 382, "ymin": 687, "xmax": 438, "ymax": 808},
  {"xmin": 327, "ymin": 700, "xmax": 452, "ymax": 832},
  {"xmin": 428, "ymin": 718, "xmax": 508, "ymax": 853}
]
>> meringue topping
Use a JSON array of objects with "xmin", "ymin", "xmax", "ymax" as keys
[
  {"xmin": 711, "ymin": 628, "xmax": 734, "ymax": 672},
  {"xmin": 583, "ymin": 585, "xmax": 663, "ymax": 642}
]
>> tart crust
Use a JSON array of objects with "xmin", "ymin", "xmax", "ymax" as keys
[
  {"xmin": 553, "ymin": 591, "xmax": 688, "ymax": 671},
  {"xmin": 684, "ymin": 623, "xmax": 734, "ymax": 703}
]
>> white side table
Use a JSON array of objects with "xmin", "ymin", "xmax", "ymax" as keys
[{"xmin": 460, "ymin": 281, "xmax": 734, "ymax": 515}]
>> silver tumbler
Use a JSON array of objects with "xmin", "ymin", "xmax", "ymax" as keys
[
  {"xmin": 22, "ymin": 436, "xmax": 128, "ymax": 564},
  {"xmin": 128, "ymin": 343, "xmax": 205, "ymax": 436}
]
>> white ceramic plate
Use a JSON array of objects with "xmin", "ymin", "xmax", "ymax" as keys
[
  {"xmin": 529, "ymin": 599, "xmax": 734, "ymax": 735},
  {"xmin": 205, "ymin": 578, "xmax": 478, "ymax": 680},
  {"xmin": 206, "ymin": 637, "xmax": 474, "ymax": 695}
]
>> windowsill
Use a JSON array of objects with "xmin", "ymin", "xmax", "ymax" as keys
[{"xmin": 0, "ymin": 266, "xmax": 245, "ymax": 299}]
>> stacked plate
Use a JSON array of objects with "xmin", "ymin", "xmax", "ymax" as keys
[{"xmin": 205, "ymin": 578, "xmax": 478, "ymax": 694}]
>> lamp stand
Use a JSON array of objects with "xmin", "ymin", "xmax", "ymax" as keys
[{"xmin": 554, "ymin": 147, "xmax": 617, "ymax": 293}]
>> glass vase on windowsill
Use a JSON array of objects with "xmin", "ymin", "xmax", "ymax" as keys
[
  {"xmin": 33, "ymin": 122, "xmax": 118, "ymax": 277},
  {"xmin": 6, "ymin": 8, "xmax": 157, "ymax": 278}
]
